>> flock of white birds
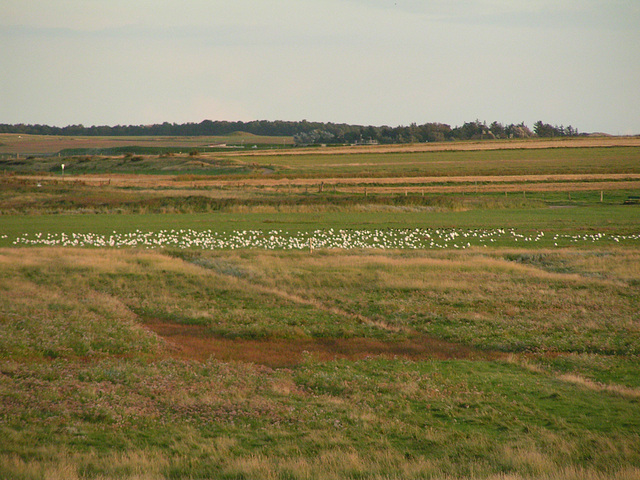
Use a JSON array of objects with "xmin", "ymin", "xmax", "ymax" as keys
[{"xmin": 10, "ymin": 228, "xmax": 640, "ymax": 250}]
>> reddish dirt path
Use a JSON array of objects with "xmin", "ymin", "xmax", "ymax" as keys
[{"xmin": 146, "ymin": 321, "xmax": 498, "ymax": 367}]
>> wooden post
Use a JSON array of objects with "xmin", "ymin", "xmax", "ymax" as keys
[
  {"xmin": 364, "ymin": 187, "xmax": 368, "ymax": 197},
  {"xmin": 600, "ymin": 191, "xmax": 604, "ymax": 202}
]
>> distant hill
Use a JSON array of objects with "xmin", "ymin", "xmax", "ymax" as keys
[{"xmin": 0, "ymin": 119, "xmax": 583, "ymax": 144}]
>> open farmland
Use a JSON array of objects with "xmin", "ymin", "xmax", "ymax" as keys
[
  {"xmin": 0, "ymin": 132, "xmax": 293, "ymax": 156},
  {"xmin": 1, "ymin": 136, "xmax": 639, "ymax": 480}
]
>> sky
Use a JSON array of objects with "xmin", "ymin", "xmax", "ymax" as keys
[{"xmin": 1, "ymin": 0, "xmax": 639, "ymax": 134}]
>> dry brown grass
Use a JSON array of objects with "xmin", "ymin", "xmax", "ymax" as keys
[
  {"xmin": 15, "ymin": 172, "xmax": 640, "ymax": 190},
  {"xmin": 3, "ymin": 451, "xmax": 638, "ymax": 480},
  {"xmin": 557, "ymin": 373, "xmax": 640, "ymax": 398},
  {"xmin": 482, "ymin": 468, "xmax": 640, "ymax": 480}
]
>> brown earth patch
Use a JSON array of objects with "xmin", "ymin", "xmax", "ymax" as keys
[{"xmin": 145, "ymin": 320, "xmax": 498, "ymax": 367}]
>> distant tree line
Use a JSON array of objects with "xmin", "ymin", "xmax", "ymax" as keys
[
  {"xmin": 532, "ymin": 121, "xmax": 579, "ymax": 137},
  {"xmin": 0, "ymin": 119, "xmax": 579, "ymax": 144}
]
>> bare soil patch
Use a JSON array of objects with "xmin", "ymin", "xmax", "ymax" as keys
[{"xmin": 145, "ymin": 321, "xmax": 497, "ymax": 367}]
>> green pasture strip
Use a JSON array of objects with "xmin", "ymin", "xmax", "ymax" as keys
[
  {"xmin": 1, "ymin": 176, "xmax": 639, "ymax": 216},
  {"xmin": 1, "ymin": 357, "xmax": 639, "ymax": 479},
  {"xmin": 237, "ymin": 146, "xmax": 640, "ymax": 177},
  {"xmin": 1, "ymin": 205, "xmax": 638, "ymax": 248},
  {"xmin": 3, "ymin": 145, "xmax": 639, "ymax": 178}
]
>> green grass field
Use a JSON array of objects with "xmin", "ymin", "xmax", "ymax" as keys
[
  {"xmin": 235, "ymin": 146, "xmax": 640, "ymax": 177},
  {"xmin": 2, "ymin": 140, "xmax": 639, "ymax": 178},
  {"xmin": 1, "ymin": 139, "xmax": 639, "ymax": 479},
  {"xmin": 2, "ymin": 204, "xmax": 639, "ymax": 249}
]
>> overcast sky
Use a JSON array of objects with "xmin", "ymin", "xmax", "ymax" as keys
[{"xmin": 2, "ymin": 1, "xmax": 639, "ymax": 134}]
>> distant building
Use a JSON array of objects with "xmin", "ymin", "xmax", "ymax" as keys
[{"xmin": 352, "ymin": 137, "xmax": 379, "ymax": 146}]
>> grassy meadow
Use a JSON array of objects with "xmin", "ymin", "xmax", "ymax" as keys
[
  {"xmin": 1, "ymin": 138, "xmax": 639, "ymax": 479},
  {"xmin": 225, "ymin": 146, "xmax": 640, "ymax": 177}
]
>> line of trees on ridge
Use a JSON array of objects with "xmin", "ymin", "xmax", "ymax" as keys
[{"xmin": 0, "ymin": 119, "xmax": 579, "ymax": 145}]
